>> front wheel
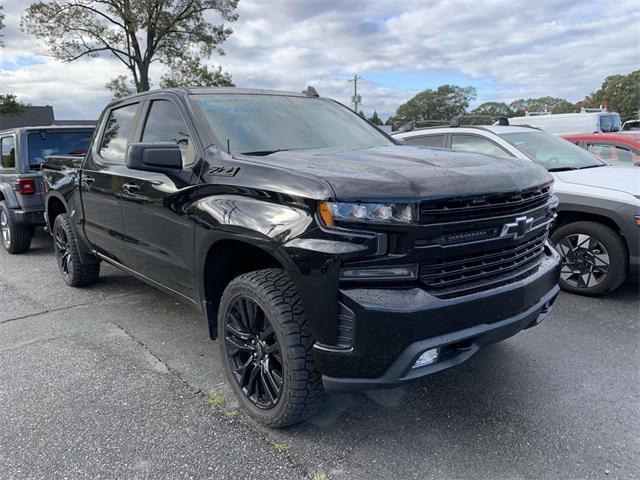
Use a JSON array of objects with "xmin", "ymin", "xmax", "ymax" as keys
[
  {"xmin": 53, "ymin": 213, "xmax": 100, "ymax": 287},
  {"xmin": 550, "ymin": 221, "xmax": 628, "ymax": 296},
  {"xmin": 218, "ymin": 269, "xmax": 327, "ymax": 427}
]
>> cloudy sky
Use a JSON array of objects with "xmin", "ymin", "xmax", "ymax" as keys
[{"xmin": 1, "ymin": 0, "xmax": 638, "ymax": 120}]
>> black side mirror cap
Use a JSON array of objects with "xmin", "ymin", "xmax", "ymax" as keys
[{"xmin": 126, "ymin": 143, "xmax": 182, "ymax": 173}]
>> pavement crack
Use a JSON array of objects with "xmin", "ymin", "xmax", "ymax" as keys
[
  {"xmin": 0, "ymin": 293, "xmax": 139, "ymax": 325},
  {"xmin": 110, "ymin": 322, "xmax": 204, "ymax": 396}
]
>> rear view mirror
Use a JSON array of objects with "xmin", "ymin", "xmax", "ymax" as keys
[{"xmin": 126, "ymin": 142, "xmax": 182, "ymax": 173}]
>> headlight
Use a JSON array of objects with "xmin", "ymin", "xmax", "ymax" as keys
[{"xmin": 319, "ymin": 202, "xmax": 417, "ymax": 227}]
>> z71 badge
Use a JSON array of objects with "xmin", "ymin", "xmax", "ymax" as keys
[{"xmin": 209, "ymin": 166, "xmax": 240, "ymax": 177}]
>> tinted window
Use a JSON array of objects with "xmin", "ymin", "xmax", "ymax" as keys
[
  {"xmin": 192, "ymin": 94, "xmax": 391, "ymax": 155},
  {"xmin": 1, "ymin": 136, "xmax": 16, "ymax": 169},
  {"xmin": 451, "ymin": 134, "xmax": 511, "ymax": 157},
  {"xmin": 99, "ymin": 103, "xmax": 139, "ymax": 163},
  {"xmin": 404, "ymin": 135, "xmax": 445, "ymax": 148},
  {"xmin": 142, "ymin": 100, "xmax": 195, "ymax": 165},
  {"xmin": 27, "ymin": 130, "xmax": 93, "ymax": 167}
]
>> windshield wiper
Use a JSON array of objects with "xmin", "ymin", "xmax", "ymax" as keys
[
  {"xmin": 577, "ymin": 164, "xmax": 605, "ymax": 170},
  {"xmin": 547, "ymin": 166, "xmax": 578, "ymax": 172},
  {"xmin": 239, "ymin": 149, "xmax": 294, "ymax": 156}
]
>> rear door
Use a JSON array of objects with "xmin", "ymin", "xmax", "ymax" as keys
[
  {"xmin": 119, "ymin": 95, "xmax": 199, "ymax": 298},
  {"xmin": 81, "ymin": 102, "xmax": 141, "ymax": 263}
]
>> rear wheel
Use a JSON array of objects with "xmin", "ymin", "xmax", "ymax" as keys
[
  {"xmin": 0, "ymin": 201, "xmax": 31, "ymax": 254},
  {"xmin": 53, "ymin": 213, "xmax": 100, "ymax": 287},
  {"xmin": 218, "ymin": 268, "xmax": 326, "ymax": 427},
  {"xmin": 550, "ymin": 221, "xmax": 627, "ymax": 296}
]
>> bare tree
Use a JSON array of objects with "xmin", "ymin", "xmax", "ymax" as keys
[{"xmin": 21, "ymin": 0, "xmax": 238, "ymax": 94}]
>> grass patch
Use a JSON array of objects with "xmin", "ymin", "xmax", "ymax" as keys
[
  {"xmin": 271, "ymin": 442, "xmax": 289, "ymax": 455},
  {"xmin": 223, "ymin": 409, "xmax": 238, "ymax": 420},
  {"xmin": 205, "ymin": 393, "xmax": 224, "ymax": 407}
]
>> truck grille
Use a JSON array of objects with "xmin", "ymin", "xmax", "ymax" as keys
[
  {"xmin": 420, "ymin": 230, "xmax": 547, "ymax": 298},
  {"xmin": 420, "ymin": 184, "xmax": 551, "ymax": 224}
]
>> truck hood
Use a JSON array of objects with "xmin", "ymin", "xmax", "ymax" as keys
[
  {"xmin": 255, "ymin": 145, "xmax": 552, "ymax": 201},
  {"xmin": 555, "ymin": 166, "xmax": 640, "ymax": 196}
]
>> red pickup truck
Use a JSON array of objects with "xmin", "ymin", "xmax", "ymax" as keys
[{"xmin": 562, "ymin": 132, "xmax": 640, "ymax": 166}]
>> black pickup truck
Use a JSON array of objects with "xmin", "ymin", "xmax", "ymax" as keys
[{"xmin": 43, "ymin": 87, "xmax": 561, "ymax": 427}]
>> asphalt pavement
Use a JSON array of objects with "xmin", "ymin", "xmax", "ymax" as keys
[{"xmin": 1, "ymin": 230, "xmax": 638, "ymax": 479}]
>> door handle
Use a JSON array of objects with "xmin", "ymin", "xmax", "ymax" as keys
[
  {"xmin": 81, "ymin": 175, "xmax": 95, "ymax": 187},
  {"xmin": 122, "ymin": 182, "xmax": 140, "ymax": 194}
]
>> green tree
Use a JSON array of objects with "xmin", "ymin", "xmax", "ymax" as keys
[
  {"xmin": 160, "ymin": 55, "xmax": 233, "ymax": 88},
  {"xmin": 509, "ymin": 96, "xmax": 576, "ymax": 116},
  {"xmin": 471, "ymin": 102, "xmax": 513, "ymax": 118},
  {"xmin": 0, "ymin": 94, "xmax": 30, "ymax": 117},
  {"xmin": 21, "ymin": 0, "xmax": 238, "ymax": 95},
  {"xmin": 395, "ymin": 85, "xmax": 477, "ymax": 124},
  {"xmin": 581, "ymin": 70, "xmax": 640, "ymax": 121},
  {"xmin": 368, "ymin": 110, "xmax": 383, "ymax": 125}
]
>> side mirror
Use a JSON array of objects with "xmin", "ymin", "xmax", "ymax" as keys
[{"xmin": 126, "ymin": 142, "xmax": 182, "ymax": 173}]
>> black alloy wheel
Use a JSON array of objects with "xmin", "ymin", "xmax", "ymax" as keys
[
  {"xmin": 218, "ymin": 269, "xmax": 326, "ymax": 427},
  {"xmin": 224, "ymin": 296, "xmax": 283, "ymax": 409},
  {"xmin": 54, "ymin": 221, "xmax": 74, "ymax": 278},
  {"xmin": 52, "ymin": 213, "xmax": 100, "ymax": 287}
]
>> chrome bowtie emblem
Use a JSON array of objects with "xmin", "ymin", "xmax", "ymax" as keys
[{"xmin": 501, "ymin": 216, "xmax": 534, "ymax": 239}]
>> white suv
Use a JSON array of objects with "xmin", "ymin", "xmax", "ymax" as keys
[{"xmin": 394, "ymin": 125, "xmax": 640, "ymax": 296}]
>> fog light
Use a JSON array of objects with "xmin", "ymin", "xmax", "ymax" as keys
[{"xmin": 412, "ymin": 348, "xmax": 440, "ymax": 369}]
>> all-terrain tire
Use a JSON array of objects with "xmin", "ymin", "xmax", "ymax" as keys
[
  {"xmin": 0, "ymin": 201, "xmax": 32, "ymax": 254},
  {"xmin": 53, "ymin": 213, "xmax": 100, "ymax": 287},
  {"xmin": 550, "ymin": 221, "xmax": 628, "ymax": 296},
  {"xmin": 218, "ymin": 268, "xmax": 327, "ymax": 427}
]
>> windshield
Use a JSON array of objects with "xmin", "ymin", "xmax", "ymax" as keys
[
  {"xmin": 192, "ymin": 94, "xmax": 391, "ymax": 155},
  {"xmin": 27, "ymin": 130, "xmax": 93, "ymax": 167},
  {"xmin": 498, "ymin": 131, "xmax": 605, "ymax": 171},
  {"xmin": 600, "ymin": 114, "xmax": 621, "ymax": 133}
]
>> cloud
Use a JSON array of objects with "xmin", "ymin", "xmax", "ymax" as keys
[{"xmin": 1, "ymin": 0, "xmax": 638, "ymax": 119}]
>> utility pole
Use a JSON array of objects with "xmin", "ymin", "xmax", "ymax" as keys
[{"xmin": 349, "ymin": 75, "xmax": 362, "ymax": 113}]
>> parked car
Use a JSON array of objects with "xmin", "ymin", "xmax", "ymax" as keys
[
  {"xmin": 621, "ymin": 119, "xmax": 640, "ymax": 131},
  {"xmin": 562, "ymin": 132, "xmax": 640, "ymax": 166},
  {"xmin": 508, "ymin": 108, "xmax": 622, "ymax": 135},
  {"xmin": 394, "ymin": 125, "xmax": 640, "ymax": 295},
  {"xmin": 0, "ymin": 125, "xmax": 94, "ymax": 253},
  {"xmin": 43, "ymin": 87, "xmax": 560, "ymax": 427}
]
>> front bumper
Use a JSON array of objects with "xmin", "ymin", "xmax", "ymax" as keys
[{"xmin": 315, "ymin": 248, "xmax": 561, "ymax": 391}]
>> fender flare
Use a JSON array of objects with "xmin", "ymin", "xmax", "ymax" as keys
[{"xmin": 0, "ymin": 183, "xmax": 19, "ymax": 209}]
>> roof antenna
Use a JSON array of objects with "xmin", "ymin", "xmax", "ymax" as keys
[
  {"xmin": 227, "ymin": 138, "xmax": 231, "ymax": 154},
  {"xmin": 302, "ymin": 86, "xmax": 319, "ymax": 97}
]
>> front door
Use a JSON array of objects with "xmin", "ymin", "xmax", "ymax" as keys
[
  {"xmin": 81, "ymin": 102, "xmax": 140, "ymax": 263},
  {"xmin": 119, "ymin": 97, "xmax": 199, "ymax": 298}
]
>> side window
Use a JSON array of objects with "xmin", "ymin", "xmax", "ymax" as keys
[
  {"xmin": 142, "ymin": 100, "xmax": 195, "ymax": 166},
  {"xmin": 587, "ymin": 143, "xmax": 613, "ymax": 160},
  {"xmin": 1, "ymin": 136, "xmax": 16, "ymax": 169},
  {"xmin": 99, "ymin": 103, "xmax": 139, "ymax": 163},
  {"xmin": 451, "ymin": 134, "xmax": 512, "ymax": 158},
  {"xmin": 404, "ymin": 134, "xmax": 445, "ymax": 148}
]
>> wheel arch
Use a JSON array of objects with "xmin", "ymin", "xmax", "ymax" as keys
[
  {"xmin": 46, "ymin": 193, "xmax": 68, "ymax": 231},
  {"xmin": 199, "ymin": 237, "xmax": 294, "ymax": 339}
]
